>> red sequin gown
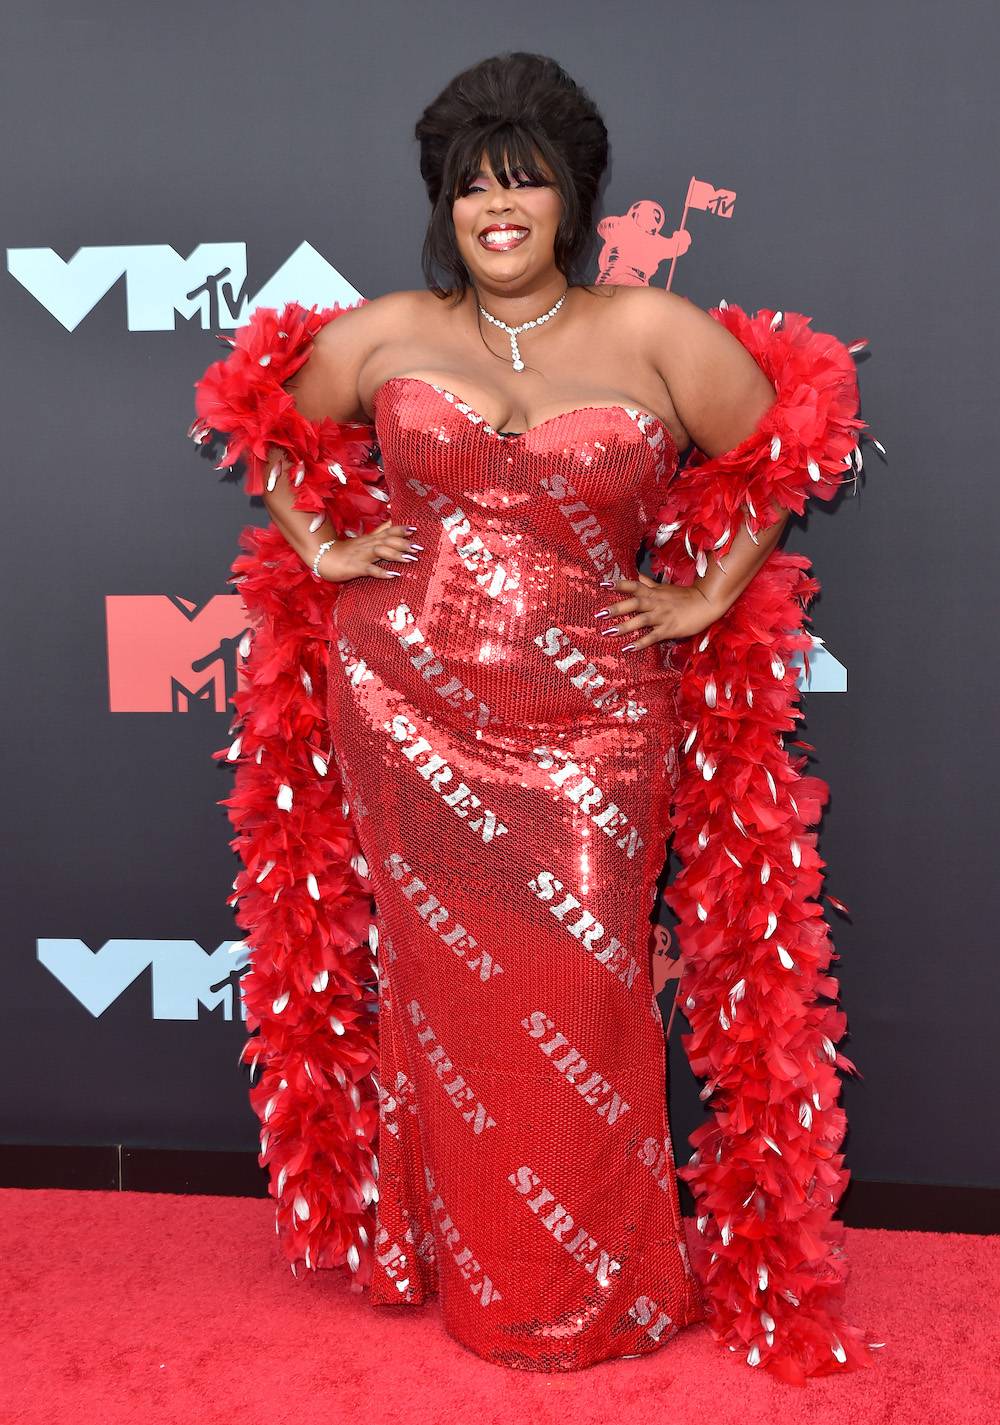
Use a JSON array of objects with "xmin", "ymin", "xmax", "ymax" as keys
[{"xmin": 324, "ymin": 375, "xmax": 707, "ymax": 1370}]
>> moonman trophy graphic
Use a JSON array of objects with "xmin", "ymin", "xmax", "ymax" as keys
[{"xmin": 595, "ymin": 176, "xmax": 736, "ymax": 288}]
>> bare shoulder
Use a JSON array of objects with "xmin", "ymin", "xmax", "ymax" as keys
[
  {"xmin": 319, "ymin": 287, "xmax": 424, "ymax": 342},
  {"xmin": 285, "ymin": 288, "xmax": 423, "ymax": 423},
  {"xmin": 616, "ymin": 285, "xmax": 714, "ymax": 348},
  {"xmin": 626, "ymin": 287, "xmax": 765, "ymax": 382},
  {"xmin": 624, "ymin": 287, "xmax": 776, "ymax": 457},
  {"xmin": 586, "ymin": 284, "xmax": 727, "ymax": 366}
]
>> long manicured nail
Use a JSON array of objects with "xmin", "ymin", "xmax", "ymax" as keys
[
  {"xmin": 599, "ymin": 578, "xmax": 617, "ymax": 588},
  {"xmin": 594, "ymin": 608, "xmax": 614, "ymax": 619},
  {"xmin": 399, "ymin": 553, "xmax": 419, "ymax": 561},
  {"xmin": 621, "ymin": 641, "xmax": 638, "ymax": 651},
  {"xmin": 599, "ymin": 625, "xmax": 621, "ymax": 636}
]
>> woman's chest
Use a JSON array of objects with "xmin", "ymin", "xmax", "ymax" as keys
[{"xmin": 373, "ymin": 377, "xmax": 676, "ymax": 523}]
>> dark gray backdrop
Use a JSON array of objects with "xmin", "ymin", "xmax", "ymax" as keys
[{"xmin": 3, "ymin": 0, "xmax": 996, "ymax": 1194}]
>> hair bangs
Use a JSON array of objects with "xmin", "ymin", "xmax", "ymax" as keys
[{"xmin": 447, "ymin": 126, "xmax": 552, "ymax": 203}]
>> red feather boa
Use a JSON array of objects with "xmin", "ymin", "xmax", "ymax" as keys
[
  {"xmin": 190, "ymin": 302, "xmax": 387, "ymax": 1282},
  {"xmin": 189, "ymin": 298, "xmax": 881, "ymax": 1382},
  {"xmin": 646, "ymin": 304, "xmax": 876, "ymax": 1383}
]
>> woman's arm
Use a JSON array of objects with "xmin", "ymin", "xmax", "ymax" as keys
[
  {"xmin": 261, "ymin": 452, "xmax": 413, "ymax": 585},
  {"xmin": 601, "ymin": 292, "xmax": 790, "ymax": 647},
  {"xmin": 685, "ymin": 508, "xmax": 789, "ymax": 626},
  {"xmin": 653, "ymin": 291, "xmax": 789, "ymax": 615},
  {"xmin": 260, "ymin": 293, "xmax": 418, "ymax": 582}
]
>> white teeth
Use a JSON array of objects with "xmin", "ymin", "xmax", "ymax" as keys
[{"xmin": 481, "ymin": 229, "xmax": 528, "ymax": 247}]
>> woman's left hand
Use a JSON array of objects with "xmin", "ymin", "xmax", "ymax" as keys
[{"xmin": 595, "ymin": 572, "xmax": 719, "ymax": 649}]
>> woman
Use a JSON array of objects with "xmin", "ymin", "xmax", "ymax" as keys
[{"xmin": 190, "ymin": 52, "xmax": 879, "ymax": 1382}]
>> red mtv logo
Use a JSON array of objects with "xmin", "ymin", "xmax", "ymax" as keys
[{"xmin": 105, "ymin": 594, "xmax": 250, "ymax": 712}]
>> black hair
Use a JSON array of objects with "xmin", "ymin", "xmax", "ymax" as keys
[{"xmin": 414, "ymin": 52, "xmax": 610, "ymax": 307}]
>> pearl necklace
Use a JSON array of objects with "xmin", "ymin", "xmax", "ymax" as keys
[{"xmin": 478, "ymin": 287, "xmax": 568, "ymax": 371}]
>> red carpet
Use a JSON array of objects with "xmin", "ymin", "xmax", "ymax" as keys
[{"xmin": 2, "ymin": 1187, "xmax": 997, "ymax": 1425}]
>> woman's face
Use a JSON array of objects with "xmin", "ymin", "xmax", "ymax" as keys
[{"xmin": 451, "ymin": 151, "xmax": 564, "ymax": 292}]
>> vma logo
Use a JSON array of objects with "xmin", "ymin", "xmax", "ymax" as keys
[
  {"xmin": 7, "ymin": 240, "xmax": 363, "ymax": 331},
  {"xmin": 106, "ymin": 594, "xmax": 249, "ymax": 713},
  {"xmin": 38, "ymin": 939, "xmax": 249, "ymax": 1020}
]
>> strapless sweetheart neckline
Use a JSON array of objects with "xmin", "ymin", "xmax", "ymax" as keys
[{"xmin": 371, "ymin": 373, "xmax": 678, "ymax": 465}]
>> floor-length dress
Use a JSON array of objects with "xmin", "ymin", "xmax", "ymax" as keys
[
  {"xmin": 324, "ymin": 375, "xmax": 706, "ymax": 1369},
  {"xmin": 193, "ymin": 298, "xmax": 880, "ymax": 1382}
]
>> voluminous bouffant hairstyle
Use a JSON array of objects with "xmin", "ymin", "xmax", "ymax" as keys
[{"xmin": 414, "ymin": 52, "xmax": 610, "ymax": 304}]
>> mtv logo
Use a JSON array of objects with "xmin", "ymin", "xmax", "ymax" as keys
[{"xmin": 105, "ymin": 594, "xmax": 249, "ymax": 712}]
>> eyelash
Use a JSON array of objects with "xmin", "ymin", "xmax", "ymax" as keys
[{"xmin": 463, "ymin": 178, "xmax": 542, "ymax": 195}]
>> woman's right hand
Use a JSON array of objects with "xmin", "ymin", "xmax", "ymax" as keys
[{"xmin": 316, "ymin": 521, "xmax": 421, "ymax": 583}]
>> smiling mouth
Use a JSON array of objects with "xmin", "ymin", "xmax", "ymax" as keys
[{"xmin": 479, "ymin": 227, "xmax": 529, "ymax": 251}]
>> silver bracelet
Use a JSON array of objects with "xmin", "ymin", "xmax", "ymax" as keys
[{"xmin": 311, "ymin": 538, "xmax": 337, "ymax": 580}]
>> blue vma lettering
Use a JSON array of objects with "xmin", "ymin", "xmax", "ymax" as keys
[{"xmin": 36, "ymin": 939, "xmax": 250, "ymax": 1020}]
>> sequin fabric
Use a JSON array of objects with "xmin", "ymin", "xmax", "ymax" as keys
[{"xmin": 325, "ymin": 376, "xmax": 706, "ymax": 1370}]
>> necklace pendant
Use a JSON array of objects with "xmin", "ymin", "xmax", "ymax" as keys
[{"xmin": 478, "ymin": 286, "xmax": 568, "ymax": 377}]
